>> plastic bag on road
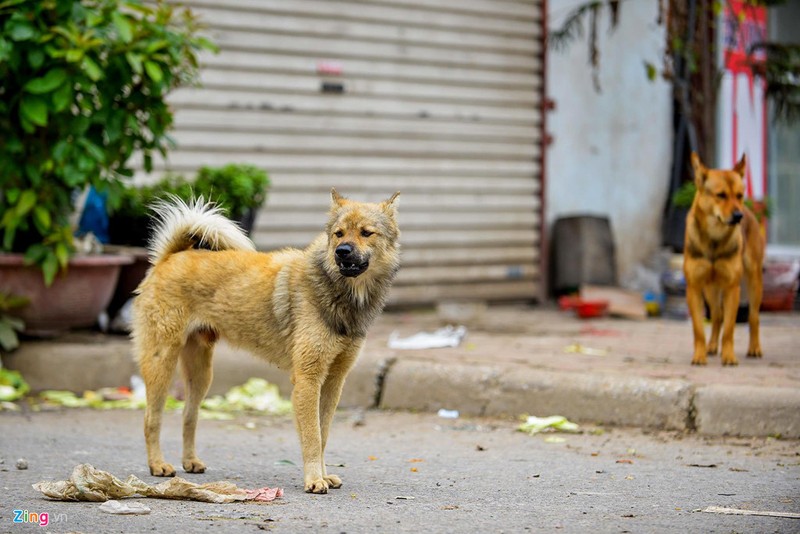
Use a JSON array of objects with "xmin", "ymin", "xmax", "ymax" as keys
[{"xmin": 33, "ymin": 464, "xmax": 283, "ymax": 504}]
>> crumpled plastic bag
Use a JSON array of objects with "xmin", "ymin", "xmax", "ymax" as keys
[
  {"xmin": 33, "ymin": 464, "xmax": 283, "ymax": 504},
  {"xmin": 388, "ymin": 326, "xmax": 467, "ymax": 350},
  {"xmin": 517, "ymin": 415, "xmax": 580, "ymax": 435}
]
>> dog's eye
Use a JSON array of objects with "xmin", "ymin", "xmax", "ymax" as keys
[
  {"xmin": 716, "ymin": 193, "xmax": 727, "ymax": 200},
  {"xmin": 361, "ymin": 230, "xmax": 374, "ymax": 238},
  {"xmin": 334, "ymin": 230, "xmax": 344, "ymax": 238},
  {"xmin": 736, "ymin": 193, "xmax": 744, "ymax": 200}
]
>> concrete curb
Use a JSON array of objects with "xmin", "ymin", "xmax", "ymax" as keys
[
  {"xmin": 380, "ymin": 359, "xmax": 694, "ymax": 430},
  {"xmin": 4, "ymin": 335, "xmax": 799, "ymax": 438},
  {"xmin": 694, "ymin": 384, "xmax": 800, "ymax": 437}
]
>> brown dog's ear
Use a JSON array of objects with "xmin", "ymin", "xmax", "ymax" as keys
[
  {"xmin": 690, "ymin": 151, "xmax": 707, "ymax": 187},
  {"xmin": 381, "ymin": 191, "xmax": 400, "ymax": 215},
  {"xmin": 331, "ymin": 188, "xmax": 347, "ymax": 208},
  {"xmin": 733, "ymin": 153, "xmax": 747, "ymax": 177}
]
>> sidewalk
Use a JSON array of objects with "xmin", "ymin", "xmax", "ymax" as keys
[{"xmin": 5, "ymin": 305, "xmax": 799, "ymax": 438}]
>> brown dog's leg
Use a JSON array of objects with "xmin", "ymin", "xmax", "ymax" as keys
[
  {"xmin": 179, "ymin": 333, "xmax": 214, "ymax": 473},
  {"xmin": 291, "ymin": 370, "xmax": 327, "ymax": 493},
  {"xmin": 687, "ymin": 281, "xmax": 709, "ymax": 365},
  {"xmin": 704, "ymin": 285, "xmax": 722, "ymax": 356},
  {"xmin": 720, "ymin": 283, "xmax": 741, "ymax": 366},
  {"xmin": 141, "ymin": 343, "xmax": 181, "ymax": 476},
  {"xmin": 318, "ymin": 345, "xmax": 361, "ymax": 489},
  {"xmin": 745, "ymin": 265, "xmax": 763, "ymax": 358}
]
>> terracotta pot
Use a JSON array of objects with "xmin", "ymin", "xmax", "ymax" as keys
[{"xmin": 0, "ymin": 253, "xmax": 134, "ymax": 336}]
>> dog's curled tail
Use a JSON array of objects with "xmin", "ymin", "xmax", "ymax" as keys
[{"xmin": 148, "ymin": 195, "xmax": 256, "ymax": 264}]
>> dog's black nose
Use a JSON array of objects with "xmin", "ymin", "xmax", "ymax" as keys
[
  {"xmin": 335, "ymin": 244, "xmax": 353, "ymax": 258},
  {"xmin": 730, "ymin": 211, "xmax": 743, "ymax": 224}
]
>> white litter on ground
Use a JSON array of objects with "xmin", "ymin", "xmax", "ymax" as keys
[{"xmin": 387, "ymin": 326, "xmax": 467, "ymax": 350}]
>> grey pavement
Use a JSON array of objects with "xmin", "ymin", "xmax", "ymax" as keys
[
  {"xmin": 5, "ymin": 305, "xmax": 800, "ymax": 438},
  {"xmin": 1, "ymin": 409, "xmax": 799, "ymax": 533}
]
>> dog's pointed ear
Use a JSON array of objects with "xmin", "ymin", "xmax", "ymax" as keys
[
  {"xmin": 733, "ymin": 153, "xmax": 747, "ymax": 177},
  {"xmin": 690, "ymin": 151, "xmax": 707, "ymax": 186},
  {"xmin": 381, "ymin": 191, "xmax": 400, "ymax": 215},
  {"xmin": 330, "ymin": 188, "xmax": 347, "ymax": 208}
]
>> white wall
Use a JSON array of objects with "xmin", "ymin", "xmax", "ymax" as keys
[{"xmin": 546, "ymin": 0, "xmax": 673, "ymax": 283}]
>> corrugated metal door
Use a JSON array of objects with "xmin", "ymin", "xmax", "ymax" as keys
[{"xmin": 152, "ymin": 0, "xmax": 544, "ymax": 305}]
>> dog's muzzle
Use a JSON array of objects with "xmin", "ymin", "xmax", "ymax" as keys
[
  {"xmin": 335, "ymin": 243, "xmax": 369, "ymax": 277},
  {"xmin": 727, "ymin": 210, "xmax": 743, "ymax": 226}
]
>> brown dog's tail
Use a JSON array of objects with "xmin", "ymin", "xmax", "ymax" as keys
[{"xmin": 148, "ymin": 195, "xmax": 256, "ymax": 264}]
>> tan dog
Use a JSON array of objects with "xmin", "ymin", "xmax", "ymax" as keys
[
  {"xmin": 684, "ymin": 152, "xmax": 764, "ymax": 366},
  {"xmin": 132, "ymin": 189, "xmax": 400, "ymax": 493}
]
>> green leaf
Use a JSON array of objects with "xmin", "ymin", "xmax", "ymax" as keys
[
  {"xmin": 81, "ymin": 56, "xmax": 102, "ymax": 81},
  {"xmin": 20, "ymin": 95, "xmax": 48, "ymax": 127},
  {"xmin": 4, "ymin": 315, "xmax": 25, "ymax": 331},
  {"xmin": 53, "ymin": 140, "xmax": 70, "ymax": 163},
  {"xmin": 42, "ymin": 253, "xmax": 58, "ymax": 287},
  {"xmin": 8, "ymin": 20, "xmax": 36, "ymax": 41},
  {"xmin": 28, "ymin": 48, "xmax": 45, "ymax": 69},
  {"xmin": 112, "ymin": 12, "xmax": 133, "ymax": 43},
  {"xmin": 78, "ymin": 138, "xmax": 106, "ymax": 163},
  {"xmin": 52, "ymin": 82, "xmax": 73, "ymax": 112},
  {"xmin": 644, "ymin": 62, "xmax": 657, "ymax": 82},
  {"xmin": 24, "ymin": 68, "xmax": 67, "ymax": 94},
  {"xmin": 24, "ymin": 163, "xmax": 42, "ymax": 186},
  {"xmin": 5, "ymin": 188, "xmax": 20, "ymax": 204},
  {"xmin": 55, "ymin": 242, "xmax": 70, "ymax": 269},
  {"xmin": 15, "ymin": 190, "xmax": 37, "ymax": 217},
  {"xmin": 2, "ymin": 222, "xmax": 16, "ymax": 250},
  {"xmin": 33, "ymin": 206, "xmax": 51, "ymax": 232},
  {"xmin": 126, "ymin": 52, "xmax": 143, "ymax": 74},
  {"xmin": 65, "ymin": 48, "xmax": 83, "ymax": 62},
  {"xmin": 23, "ymin": 243, "xmax": 48, "ymax": 265},
  {"xmin": 144, "ymin": 61, "xmax": 163, "ymax": 83},
  {"xmin": 0, "ymin": 322, "xmax": 20, "ymax": 352}
]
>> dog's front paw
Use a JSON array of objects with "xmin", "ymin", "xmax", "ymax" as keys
[
  {"xmin": 691, "ymin": 351, "xmax": 708, "ymax": 365},
  {"xmin": 183, "ymin": 457, "xmax": 206, "ymax": 474},
  {"xmin": 720, "ymin": 350, "xmax": 738, "ymax": 366},
  {"xmin": 747, "ymin": 345, "xmax": 763, "ymax": 358},
  {"xmin": 149, "ymin": 461, "xmax": 176, "ymax": 477},
  {"xmin": 324, "ymin": 474, "xmax": 342, "ymax": 489},
  {"xmin": 304, "ymin": 478, "xmax": 329, "ymax": 494}
]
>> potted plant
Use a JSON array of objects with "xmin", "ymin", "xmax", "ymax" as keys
[
  {"xmin": 108, "ymin": 165, "xmax": 270, "ymax": 246},
  {"xmin": 194, "ymin": 164, "xmax": 270, "ymax": 234},
  {"xmin": 0, "ymin": 0, "xmax": 215, "ymax": 334}
]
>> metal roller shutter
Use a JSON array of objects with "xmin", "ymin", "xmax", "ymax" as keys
[{"xmin": 145, "ymin": 0, "xmax": 545, "ymax": 305}]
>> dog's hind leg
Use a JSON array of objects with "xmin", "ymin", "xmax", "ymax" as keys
[
  {"xmin": 179, "ymin": 330, "xmax": 215, "ymax": 473},
  {"xmin": 140, "ymin": 341, "xmax": 182, "ymax": 477},
  {"xmin": 319, "ymin": 343, "xmax": 362, "ymax": 489}
]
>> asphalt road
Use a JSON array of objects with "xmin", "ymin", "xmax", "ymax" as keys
[{"xmin": 1, "ymin": 408, "xmax": 798, "ymax": 533}]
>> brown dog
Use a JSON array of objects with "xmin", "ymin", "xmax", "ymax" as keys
[
  {"xmin": 684, "ymin": 152, "xmax": 764, "ymax": 366},
  {"xmin": 132, "ymin": 189, "xmax": 400, "ymax": 493}
]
